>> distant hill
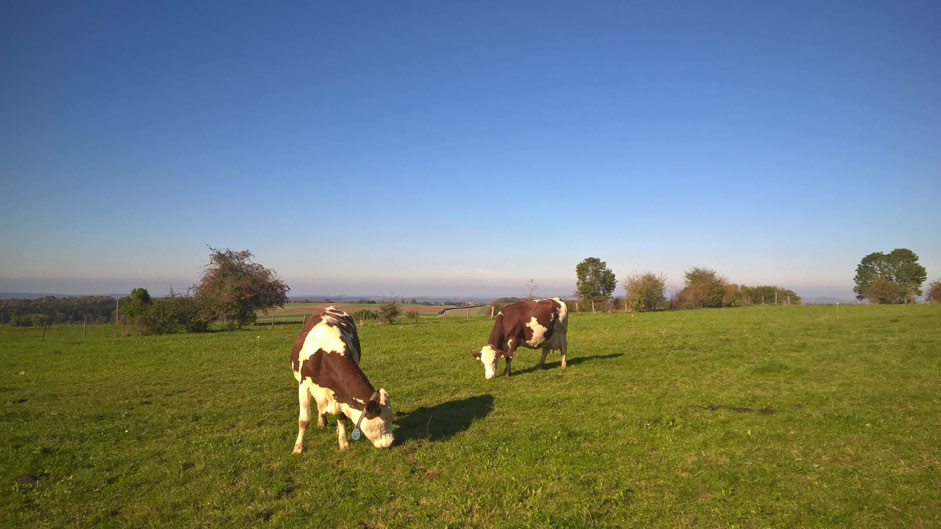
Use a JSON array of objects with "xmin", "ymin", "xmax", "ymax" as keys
[{"xmin": 0, "ymin": 292, "xmax": 128, "ymax": 300}]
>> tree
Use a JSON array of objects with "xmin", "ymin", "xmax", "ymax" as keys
[
  {"xmin": 575, "ymin": 257, "xmax": 616, "ymax": 312},
  {"xmin": 194, "ymin": 247, "xmax": 289, "ymax": 329},
  {"xmin": 854, "ymin": 249, "xmax": 926, "ymax": 303},
  {"xmin": 863, "ymin": 278, "xmax": 907, "ymax": 304},
  {"xmin": 675, "ymin": 267, "xmax": 727, "ymax": 309},
  {"xmin": 926, "ymin": 280, "xmax": 941, "ymax": 303},
  {"xmin": 622, "ymin": 272, "xmax": 665, "ymax": 312},
  {"xmin": 123, "ymin": 288, "xmax": 152, "ymax": 321}
]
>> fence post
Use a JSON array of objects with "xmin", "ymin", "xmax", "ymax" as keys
[
  {"xmin": 83, "ymin": 321, "xmax": 87, "ymax": 340},
  {"xmin": 42, "ymin": 323, "xmax": 46, "ymax": 339}
]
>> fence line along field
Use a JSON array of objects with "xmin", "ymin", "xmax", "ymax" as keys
[{"xmin": 2, "ymin": 305, "xmax": 939, "ymax": 527}]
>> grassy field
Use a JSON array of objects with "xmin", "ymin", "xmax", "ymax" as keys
[{"xmin": 1, "ymin": 305, "xmax": 939, "ymax": 528}]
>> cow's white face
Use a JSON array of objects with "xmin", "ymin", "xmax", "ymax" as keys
[
  {"xmin": 474, "ymin": 345, "xmax": 502, "ymax": 380},
  {"xmin": 360, "ymin": 389, "xmax": 394, "ymax": 448}
]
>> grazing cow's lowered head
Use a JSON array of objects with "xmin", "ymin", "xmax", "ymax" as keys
[
  {"xmin": 358, "ymin": 388, "xmax": 395, "ymax": 448},
  {"xmin": 473, "ymin": 298, "xmax": 568, "ymax": 380},
  {"xmin": 473, "ymin": 345, "xmax": 506, "ymax": 380}
]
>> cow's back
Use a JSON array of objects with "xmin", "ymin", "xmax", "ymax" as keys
[{"xmin": 291, "ymin": 307, "xmax": 361, "ymax": 383}]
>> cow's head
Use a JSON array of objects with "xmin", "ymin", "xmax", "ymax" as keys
[
  {"xmin": 360, "ymin": 389, "xmax": 395, "ymax": 448},
  {"xmin": 473, "ymin": 345, "xmax": 506, "ymax": 380}
]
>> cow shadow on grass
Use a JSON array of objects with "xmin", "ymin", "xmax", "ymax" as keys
[
  {"xmin": 513, "ymin": 352, "xmax": 625, "ymax": 376},
  {"xmin": 396, "ymin": 394, "xmax": 494, "ymax": 443}
]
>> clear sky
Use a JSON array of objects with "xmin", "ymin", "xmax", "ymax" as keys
[{"xmin": 1, "ymin": 1, "xmax": 939, "ymax": 300}]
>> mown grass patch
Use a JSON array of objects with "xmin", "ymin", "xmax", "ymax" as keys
[{"xmin": 1, "ymin": 305, "xmax": 939, "ymax": 527}]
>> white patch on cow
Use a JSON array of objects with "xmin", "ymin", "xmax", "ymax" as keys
[
  {"xmin": 525, "ymin": 316, "xmax": 549, "ymax": 347},
  {"xmin": 506, "ymin": 338, "xmax": 514, "ymax": 349},
  {"xmin": 298, "ymin": 319, "xmax": 347, "ymax": 366},
  {"xmin": 478, "ymin": 345, "xmax": 498, "ymax": 380}
]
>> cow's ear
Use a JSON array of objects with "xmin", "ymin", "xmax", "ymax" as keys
[
  {"xmin": 379, "ymin": 388, "xmax": 391, "ymax": 407},
  {"xmin": 472, "ymin": 352, "xmax": 481, "ymax": 359},
  {"xmin": 495, "ymin": 349, "xmax": 507, "ymax": 358}
]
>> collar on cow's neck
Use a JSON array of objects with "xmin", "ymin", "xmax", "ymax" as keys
[{"xmin": 352, "ymin": 390, "xmax": 379, "ymax": 441}]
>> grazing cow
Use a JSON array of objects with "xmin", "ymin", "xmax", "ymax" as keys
[
  {"xmin": 473, "ymin": 297, "xmax": 568, "ymax": 379},
  {"xmin": 291, "ymin": 306, "xmax": 394, "ymax": 452}
]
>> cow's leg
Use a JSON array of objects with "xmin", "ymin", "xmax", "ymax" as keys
[
  {"xmin": 293, "ymin": 385, "xmax": 312, "ymax": 454},
  {"xmin": 317, "ymin": 411, "xmax": 326, "ymax": 429},
  {"xmin": 503, "ymin": 343, "xmax": 519, "ymax": 376},
  {"xmin": 538, "ymin": 346, "xmax": 550, "ymax": 368},
  {"xmin": 560, "ymin": 336, "xmax": 568, "ymax": 369},
  {"xmin": 336, "ymin": 417, "xmax": 350, "ymax": 450}
]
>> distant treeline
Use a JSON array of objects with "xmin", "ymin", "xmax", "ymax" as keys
[{"xmin": 0, "ymin": 296, "xmax": 117, "ymax": 326}]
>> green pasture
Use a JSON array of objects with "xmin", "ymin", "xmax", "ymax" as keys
[{"xmin": 1, "ymin": 305, "xmax": 939, "ymax": 528}]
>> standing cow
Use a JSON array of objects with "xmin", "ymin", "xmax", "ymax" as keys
[
  {"xmin": 473, "ymin": 297, "xmax": 568, "ymax": 379},
  {"xmin": 291, "ymin": 306, "xmax": 394, "ymax": 452}
]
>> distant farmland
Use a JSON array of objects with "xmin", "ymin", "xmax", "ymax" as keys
[{"xmin": 257, "ymin": 302, "xmax": 466, "ymax": 322}]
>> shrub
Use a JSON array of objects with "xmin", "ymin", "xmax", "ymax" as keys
[
  {"xmin": 404, "ymin": 310, "xmax": 420, "ymax": 323},
  {"xmin": 622, "ymin": 272, "xmax": 666, "ymax": 312},
  {"xmin": 864, "ymin": 278, "xmax": 907, "ymax": 304},
  {"xmin": 676, "ymin": 267, "xmax": 727, "ymax": 309},
  {"xmin": 927, "ymin": 280, "xmax": 941, "ymax": 303},
  {"xmin": 351, "ymin": 309, "xmax": 377, "ymax": 326},
  {"xmin": 126, "ymin": 291, "xmax": 210, "ymax": 334},
  {"xmin": 378, "ymin": 300, "xmax": 401, "ymax": 325}
]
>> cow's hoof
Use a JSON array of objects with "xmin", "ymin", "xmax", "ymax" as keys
[{"xmin": 292, "ymin": 445, "xmax": 303, "ymax": 454}]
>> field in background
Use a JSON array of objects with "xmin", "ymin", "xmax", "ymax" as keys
[
  {"xmin": 257, "ymin": 302, "xmax": 463, "ymax": 323},
  {"xmin": 2, "ymin": 305, "xmax": 939, "ymax": 528}
]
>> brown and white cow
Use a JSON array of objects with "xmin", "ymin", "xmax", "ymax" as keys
[
  {"xmin": 291, "ymin": 306, "xmax": 394, "ymax": 452},
  {"xmin": 473, "ymin": 297, "xmax": 568, "ymax": 379}
]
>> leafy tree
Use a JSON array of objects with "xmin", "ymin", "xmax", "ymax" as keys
[
  {"xmin": 853, "ymin": 249, "xmax": 926, "ymax": 303},
  {"xmin": 863, "ymin": 278, "xmax": 907, "ymax": 304},
  {"xmin": 123, "ymin": 288, "xmax": 152, "ymax": 321},
  {"xmin": 194, "ymin": 247, "xmax": 289, "ymax": 329},
  {"xmin": 622, "ymin": 272, "xmax": 665, "ymax": 312},
  {"xmin": 575, "ymin": 257, "xmax": 616, "ymax": 312},
  {"xmin": 926, "ymin": 280, "xmax": 941, "ymax": 303},
  {"xmin": 675, "ymin": 267, "xmax": 727, "ymax": 309}
]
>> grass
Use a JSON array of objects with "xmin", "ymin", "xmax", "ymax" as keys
[{"xmin": 1, "ymin": 305, "xmax": 939, "ymax": 528}]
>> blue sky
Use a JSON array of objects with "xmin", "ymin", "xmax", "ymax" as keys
[{"xmin": 1, "ymin": 1, "xmax": 939, "ymax": 299}]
